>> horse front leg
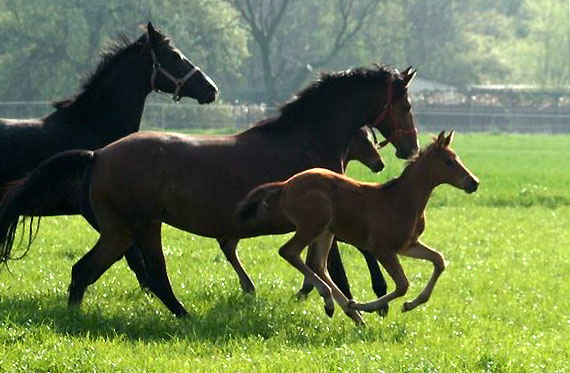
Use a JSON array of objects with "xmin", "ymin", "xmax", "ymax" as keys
[
  {"xmin": 399, "ymin": 240, "xmax": 446, "ymax": 312},
  {"xmin": 348, "ymin": 250, "xmax": 409, "ymax": 313}
]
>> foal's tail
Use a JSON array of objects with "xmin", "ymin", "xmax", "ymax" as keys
[
  {"xmin": 235, "ymin": 182, "xmax": 284, "ymax": 226},
  {"xmin": 0, "ymin": 150, "xmax": 95, "ymax": 266}
]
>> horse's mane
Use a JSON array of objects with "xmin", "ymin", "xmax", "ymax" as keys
[
  {"xmin": 52, "ymin": 31, "xmax": 169, "ymax": 113},
  {"xmin": 252, "ymin": 65, "xmax": 406, "ymax": 132},
  {"xmin": 382, "ymin": 141, "xmax": 440, "ymax": 189}
]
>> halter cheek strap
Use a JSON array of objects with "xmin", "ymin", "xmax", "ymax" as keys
[
  {"xmin": 149, "ymin": 47, "xmax": 200, "ymax": 102},
  {"xmin": 370, "ymin": 78, "xmax": 417, "ymax": 149}
]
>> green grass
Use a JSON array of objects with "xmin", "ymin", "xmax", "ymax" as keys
[{"xmin": 1, "ymin": 133, "xmax": 569, "ymax": 372}]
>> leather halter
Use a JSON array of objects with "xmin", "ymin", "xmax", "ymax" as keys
[
  {"xmin": 149, "ymin": 45, "xmax": 200, "ymax": 102},
  {"xmin": 370, "ymin": 78, "xmax": 417, "ymax": 149}
]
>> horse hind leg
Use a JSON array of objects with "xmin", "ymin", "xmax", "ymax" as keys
[
  {"xmin": 217, "ymin": 238, "xmax": 255, "ymax": 294},
  {"xmin": 134, "ymin": 222, "xmax": 188, "ymax": 317},
  {"xmin": 68, "ymin": 232, "xmax": 133, "ymax": 308}
]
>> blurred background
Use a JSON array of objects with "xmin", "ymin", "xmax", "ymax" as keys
[{"xmin": 0, "ymin": 0, "xmax": 568, "ymax": 132}]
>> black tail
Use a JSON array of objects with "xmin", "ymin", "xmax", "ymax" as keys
[
  {"xmin": 235, "ymin": 182, "xmax": 283, "ymax": 226},
  {"xmin": 0, "ymin": 150, "xmax": 95, "ymax": 266}
]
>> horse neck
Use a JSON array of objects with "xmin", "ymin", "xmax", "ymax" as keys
[{"xmin": 64, "ymin": 50, "xmax": 152, "ymax": 146}]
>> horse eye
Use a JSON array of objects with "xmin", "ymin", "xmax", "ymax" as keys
[{"xmin": 444, "ymin": 159, "xmax": 455, "ymax": 167}]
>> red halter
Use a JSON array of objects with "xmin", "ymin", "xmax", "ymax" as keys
[{"xmin": 371, "ymin": 79, "xmax": 417, "ymax": 149}]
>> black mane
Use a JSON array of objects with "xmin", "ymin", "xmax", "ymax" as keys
[
  {"xmin": 52, "ymin": 31, "xmax": 168, "ymax": 113},
  {"xmin": 253, "ymin": 65, "xmax": 406, "ymax": 132}
]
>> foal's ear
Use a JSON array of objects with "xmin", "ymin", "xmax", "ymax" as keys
[
  {"xmin": 434, "ymin": 131, "xmax": 446, "ymax": 148},
  {"xmin": 444, "ymin": 130, "xmax": 455, "ymax": 147}
]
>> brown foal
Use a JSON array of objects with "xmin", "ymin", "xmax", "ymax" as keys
[{"xmin": 236, "ymin": 131, "xmax": 479, "ymax": 324}]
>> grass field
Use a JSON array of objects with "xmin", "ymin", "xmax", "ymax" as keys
[{"xmin": 1, "ymin": 133, "xmax": 569, "ymax": 372}]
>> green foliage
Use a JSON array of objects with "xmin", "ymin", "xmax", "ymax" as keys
[
  {"xmin": 0, "ymin": 0, "xmax": 567, "ymax": 102},
  {"xmin": 0, "ymin": 0, "xmax": 249, "ymax": 101},
  {"xmin": 0, "ymin": 134, "xmax": 569, "ymax": 371}
]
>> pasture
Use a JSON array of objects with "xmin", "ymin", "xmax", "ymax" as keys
[{"xmin": 0, "ymin": 133, "xmax": 569, "ymax": 372}]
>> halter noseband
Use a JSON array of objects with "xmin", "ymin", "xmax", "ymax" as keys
[
  {"xmin": 370, "ymin": 78, "xmax": 417, "ymax": 149},
  {"xmin": 149, "ymin": 45, "xmax": 200, "ymax": 102}
]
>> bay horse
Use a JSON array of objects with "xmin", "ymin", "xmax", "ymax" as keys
[
  {"xmin": 0, "ymin": 65, "xmax": 419, "ymax": 325},
  {"xmin": 236, "ymin": 132, "xmax": 479, "ymax": 324},
  {"xmin": 0, "ymin": 22, "xmax": 217, "ymax": 284}
]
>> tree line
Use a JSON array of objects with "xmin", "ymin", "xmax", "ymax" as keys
[{"xmin": 0, "ymin": 0, "xmax": 567, "ymax": 103}]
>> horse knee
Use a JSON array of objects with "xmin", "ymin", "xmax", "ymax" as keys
[{"xmin": 434, "ymin": 253, "xmax": 446, "ymax": 273}]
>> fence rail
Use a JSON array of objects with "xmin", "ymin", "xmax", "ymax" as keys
[{"xmin": 0, "ymin": 101, "xmax": 569, "ymax": 133}]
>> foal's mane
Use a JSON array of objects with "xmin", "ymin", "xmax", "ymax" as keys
[
  {"xmin": 252, "ymin": 65, "xmax": 406, "ymax": 132},
  {"xmin": 52, "ymin": 31, "xmax": 169, "ymax": 113}
]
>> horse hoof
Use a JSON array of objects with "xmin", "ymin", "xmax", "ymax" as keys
[
  {"xmin": 241, "ymin": 283, "xmax": 256, "ymax": 295},
  {"xmin": 401, "ymin": 302, "xmax": 413, "ymax": 312},
  {"xmin": 295, "ymin": 290, "xmax": 309, "ymax": 301},
  {"xmin": 347, "ymin": 300, "xmax": 358, "ymax": 310},
  {"xmin": 377, "ymin": 304, "xmax": 389, "ymax": 318},
  {"xmin": 325, "ymin": 304, "xmax": 335, "ymax": 318}
]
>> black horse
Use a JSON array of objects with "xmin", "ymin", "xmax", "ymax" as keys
[{"xmin": 0, "ymin": 22, "xmax": 217, "ymax": 285}]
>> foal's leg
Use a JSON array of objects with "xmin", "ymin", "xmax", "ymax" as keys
[
  {"xmin": 296, "ymin": 239, "xmax": 350, "ymax": 299},
  {"xmin": 348, "ymin": 251, "xmax": 409, "ymax": 313},
  {"xmin": 68, "ymin": 232, "xmax": 133, "ymax": 307},
  {"xmin": 399, "ymin": 241, "xmax": 446, "ymax": 312},
  {"xmin": 278, "ymin": 231, "xmax": 335, "ymax": 317},
  {"xmin": 134, "ymin": 222, "xmax": 188, "ymax": 317},
  {"xmin": 217, "ymin": 238, "xmax": 255, "ymax": 294},
  {"xmin": 307, "ymin": 235, "xmax": 365, "ymax": 325}
]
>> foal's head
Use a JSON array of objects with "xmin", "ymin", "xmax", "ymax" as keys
[
  {"xmin": 421, "ymin": 131, "xmax": 479, "ymax": 193},
  {"xmin": 345, "ymin": 127, "xmax": 384, "ymax": 172}
]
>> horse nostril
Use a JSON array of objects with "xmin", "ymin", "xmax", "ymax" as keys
[{"xmin": 466, "ymin": 179, "xmax": 479, "ymax": 193}]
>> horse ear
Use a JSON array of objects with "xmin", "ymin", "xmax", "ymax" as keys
[
  {"xmin": 147, "ymin": 22, "xmax": 160, "ymax": 46},
  {"xmin": 435, "ymin": 131, "xmax": 446, "ymax": 148},
  {"xmin": 401, "ymin": 66, "xmax": 413, "ymax": 76},
  {"xmin": 402, "ymin": 68, "xmax": 417, "ymax": 88},
  {"xmin": 444, "ymin": 130, "xmax": 455, "ymax": 147}
]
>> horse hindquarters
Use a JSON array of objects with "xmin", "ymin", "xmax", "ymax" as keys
[{"xmin": 0, "ymin": 150, "xmax": 94, "ymax": 264}]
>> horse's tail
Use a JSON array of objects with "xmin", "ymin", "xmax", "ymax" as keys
[
  {"xmin": 235, "ymin": 182, "xmax": 284, "ymax": 226},
  {"xmin": 0, "ymin": 150, "xmax": 95, "ymax": 266}
]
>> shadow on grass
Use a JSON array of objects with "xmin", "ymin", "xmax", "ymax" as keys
[{"xmin": 0, "ymin": 291, "xmax": 398, "ymax": 346}]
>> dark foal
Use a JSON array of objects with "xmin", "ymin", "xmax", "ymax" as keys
[
  {"xmin": 0, "ymin": 65, "xmax": 419, "ymax": 325},
  {"xmin": 236, "ymin": 132, "xmax": 479, "ymax": 324},
  {"xmin": 0, "ymin": 23, "xmax": 217, "ymax": 287}
]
